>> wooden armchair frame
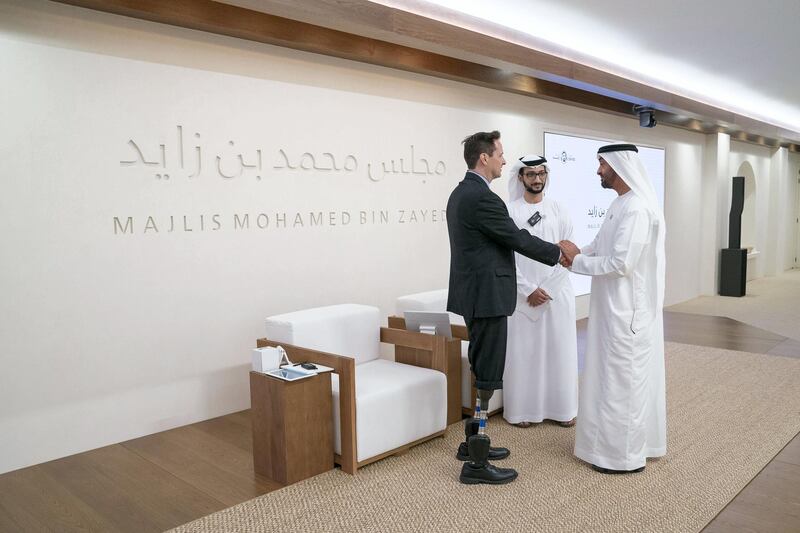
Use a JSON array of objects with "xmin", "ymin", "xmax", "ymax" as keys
[
  {"xmin": 256, "ymin": 325, "xmax": 460, "ymax": 475},
  {"xmin": 386, "ymin": 317, "xmax": 468, "ymax": 342}
]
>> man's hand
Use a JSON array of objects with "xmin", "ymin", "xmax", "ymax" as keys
[
  {"xmin": 527, "ymin": 288, "xmax": 552, "ymax": 307},
  {"xmin": 558, "ymin": 240, "xmax": 579, "ymax": 267}
]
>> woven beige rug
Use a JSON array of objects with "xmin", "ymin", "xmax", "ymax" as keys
[{"xmin": 170, "ymin": 342, "xmax": 800, "ymax": 533}]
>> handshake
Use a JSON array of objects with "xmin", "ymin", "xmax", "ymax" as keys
[{"xmin": 557, "ymin": 240, "xmax": 579, "ymax": 268}]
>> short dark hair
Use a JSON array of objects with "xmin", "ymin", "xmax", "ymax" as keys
[{"xmin": 462, "ymin": 130, "xmax": 500, "ymax": 169}]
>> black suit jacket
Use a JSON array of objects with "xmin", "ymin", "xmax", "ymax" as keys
[{"xmin": 446, "ymin": 171, "xmax": 561, "ymax": 321}]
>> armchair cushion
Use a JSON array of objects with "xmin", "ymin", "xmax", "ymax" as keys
[
  {"xmin": 332, "ymin": 359, "xmax": 447, "ymax": 461},
  {"xmin": 265, "ymin": 304, "xmax": 381, "ymax": 365}
]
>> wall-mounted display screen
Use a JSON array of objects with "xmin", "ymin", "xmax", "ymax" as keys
[{"xmin": 543, "ymin": 132, "xmax": 665, "ymax": 296}]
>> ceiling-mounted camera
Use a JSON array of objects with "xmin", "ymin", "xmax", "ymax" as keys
[{"xmin": 633, "ymin": 105, "xmax": 657, "ymax": 128}]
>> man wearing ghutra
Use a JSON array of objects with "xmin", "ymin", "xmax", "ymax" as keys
[
  {"xmin": 503, "ymin": 155, "xmax": 578, "ymax": 429},
  {"xmin": 559, "ymin": 143, "xmax": 667, "ymax": 474}
]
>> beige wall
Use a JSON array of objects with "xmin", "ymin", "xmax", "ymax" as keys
[{"xmin": 0, "ymin": 0, "xmax": 795, "ymax": 473}]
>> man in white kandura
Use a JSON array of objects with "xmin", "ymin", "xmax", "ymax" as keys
[
  {"xmin": 503, "ymin": 155, "xmax": 578, "ymax": 429},
  {"xmin": 559, "ymin": 143, "xmax": 666, "ymax": 474}
]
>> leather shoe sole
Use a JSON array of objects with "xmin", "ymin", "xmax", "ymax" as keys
[
  {"xmin": 456, "ymin": 441, "xmax": 510, "ymax": 461},
  {"xmin": 459, "ymin": 463, "xmax": 518, "ymax": 485},
  {"xmin": 591, "ymin": 464, "xmax": 645, "ymax": 474}
]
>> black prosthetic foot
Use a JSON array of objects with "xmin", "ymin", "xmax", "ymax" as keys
[
  {"xmin": 459, "ymin": 434, "xmax": 518, "ymax": 485},
  {"xmin": 456, "ymin": 419, "xmax": 510, "ymax": 461}
]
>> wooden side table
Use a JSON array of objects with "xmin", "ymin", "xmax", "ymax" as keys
[{"xmin": 250, "ymin": 370, "xmax": 333, "ymax": 485}]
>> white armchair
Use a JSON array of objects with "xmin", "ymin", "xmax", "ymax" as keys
[
  {"xmin": 257, "ymin": 304, "xmax": 452, "ymax": 474},
  {"xmin": 393, "ymin": 289, "xmax": 503, "ymax": 416}
]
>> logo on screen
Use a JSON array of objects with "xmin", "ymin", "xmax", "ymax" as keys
[{"xmin": 552, "ymin": 151, "xmax": 576, "ymax": 164}]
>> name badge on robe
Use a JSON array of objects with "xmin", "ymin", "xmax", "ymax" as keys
[{"xmin": 527, "ymin": 211, "xmax": 542, "ymax": 227}]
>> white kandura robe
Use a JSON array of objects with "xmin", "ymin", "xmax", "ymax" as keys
[
  {"xmin": 571, "ymin": 190, "xmax": 666, "ymax": 470},
  {"xmin": 503, "ymin": 197, "xmax": 578, "ymax": 424}
]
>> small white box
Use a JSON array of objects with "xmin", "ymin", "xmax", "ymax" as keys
[{"xmin": 252, "ymin": 346, "xmax": 283, "ymax": 373}]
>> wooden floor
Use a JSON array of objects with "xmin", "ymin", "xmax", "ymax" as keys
[
  {"xmin": 0, "ymin": 311, "xmax": 798, "ymax": 533},
  {"xmin": 0, "ymin": 411, "xmax": 281, "ymax": 533}
]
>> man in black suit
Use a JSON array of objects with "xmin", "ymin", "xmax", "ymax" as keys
[{"xmin": 447, "ymin": 130, "xmax": 566, "ymax": 485}]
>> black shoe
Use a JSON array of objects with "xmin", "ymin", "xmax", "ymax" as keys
[
  {"xmin": 456, "ymin": 441, "xmax": 510, "ymax": 461},
  {"xmin": 591, "ymin": 464, "xmax": 645, "ymax": 474},
  {"xmin": 459, "ymin": 462, "xmax": 518, "ymax": 484}
]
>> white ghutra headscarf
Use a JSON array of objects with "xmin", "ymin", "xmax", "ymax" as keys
[
  {"xmin": 597, "ymin": 143, "xmax": 666, "ymax": 312},
  {"xmin": 507, "ymin": 154, "xmax": 549, "ymax": 202}
]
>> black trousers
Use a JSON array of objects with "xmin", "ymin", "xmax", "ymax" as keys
[{"xmin": 464, "ymin": 315, "xmax": 507, "ymax": 391}]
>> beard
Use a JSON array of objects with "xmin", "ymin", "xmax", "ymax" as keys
[
  {"xmin": 525, "ymin": 183, "xmax": 545, "ymax": 194},
  {"xmin": 600, "ymin": 175, "xmax": 613, "ymax": 189}
]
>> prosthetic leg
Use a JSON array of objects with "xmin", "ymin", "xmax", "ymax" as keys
[
  {"xmin": 456, "ymin": 395, "xmax": 510, "ymax": 461},
  {"xmin": 459, "ymin": 389, "xmax": 518, "ymax": 485}
]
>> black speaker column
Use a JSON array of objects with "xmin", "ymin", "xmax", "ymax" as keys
[{"xmin": 719, "ymin": 176, "xmax": 747, "ymax": 296}]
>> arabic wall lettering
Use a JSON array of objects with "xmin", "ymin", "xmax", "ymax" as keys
[
  {"xmin": 274, "ymin": 149, "xmax": 357, "ymax": 172},
  {"xmin": 587, "ymin": 205, "xmax": 607, "ymax": 218},
  {"xmin": 367, "ymin": 145, "xmax": 446, "ymax": 182},
  {"xmin": 120, "ymin": 126, "xmax": 446, "ymax": 182}
]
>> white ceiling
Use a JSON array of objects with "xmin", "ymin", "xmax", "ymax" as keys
[{"xmin": 377, "ymin": 0, "xmax": 800, "ymax": 134}]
